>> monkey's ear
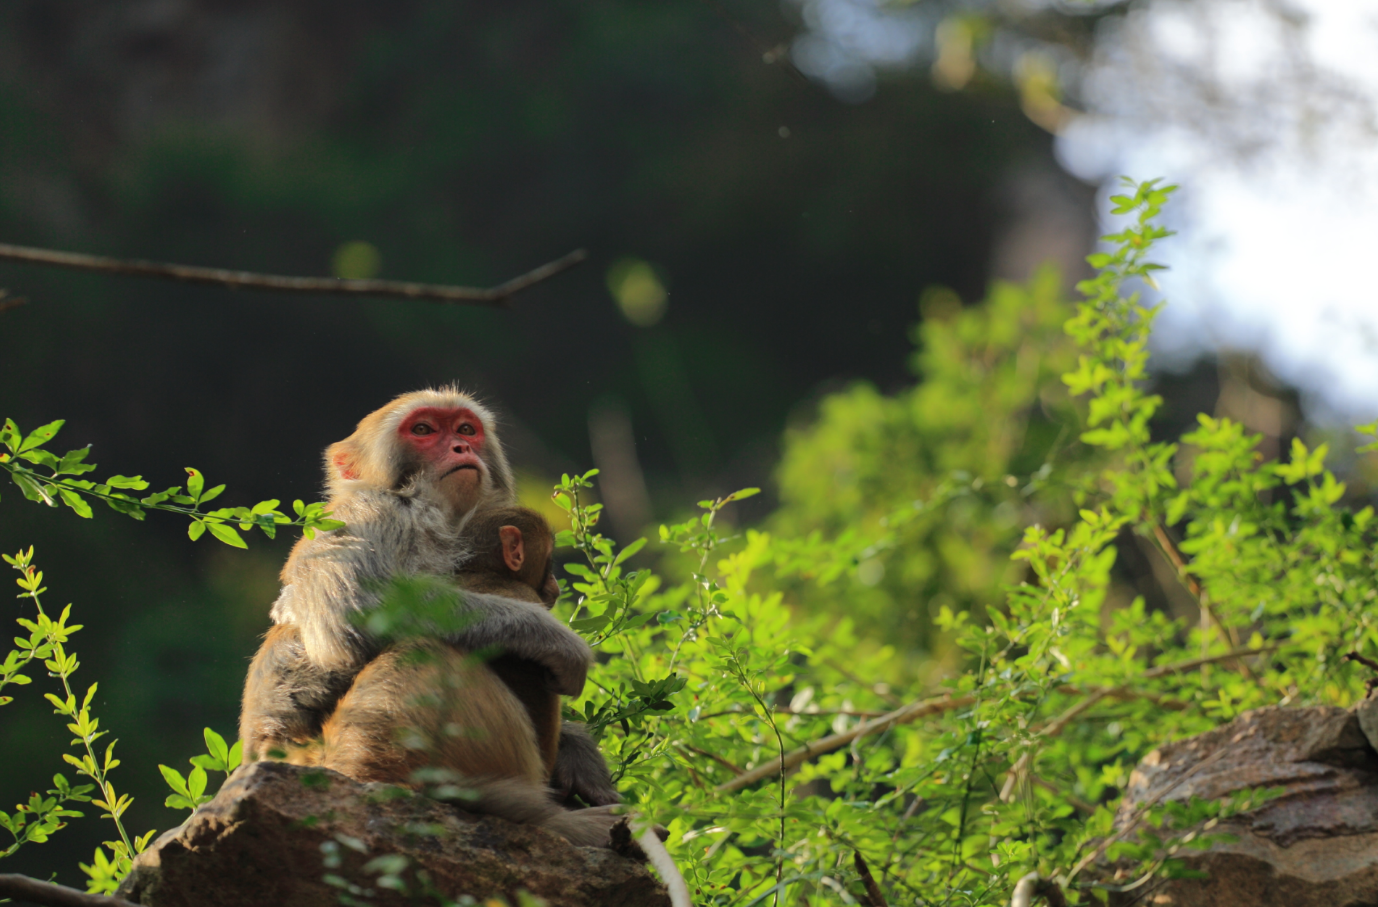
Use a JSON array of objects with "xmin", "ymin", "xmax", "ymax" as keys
[
  {"xmin": 499, "ymin": 525, "xmax": 525, "ymax": 572},
  {"xmin": 327, "ymin": 440, "xmax": 362, "ymax": 482}
]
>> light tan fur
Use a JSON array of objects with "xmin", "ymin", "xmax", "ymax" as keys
[{"xmin": 240, "ymin": 389, "xmax": 617, "ymax": 846}]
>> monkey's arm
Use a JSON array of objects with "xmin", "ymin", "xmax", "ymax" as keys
[
  {"xmin": 271, "ymin": 515, "xmax": 392, "ymax": 671},
  {"xmin": 449, "ymin": 591, "xmax": 593, "ymax": 696},
  {"xmin": 551, "ymin": 722, "xmax": 621, "ymax": 807},
  {"xmin": 240, "ymin": 623, "xmax": 358, "ymax": 761}
]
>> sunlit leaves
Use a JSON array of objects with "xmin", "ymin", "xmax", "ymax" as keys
[
  {"xmin": 2, "ymin": 549, "xmax": 153, "ymax": 888},
  {"xmin": 0, "ymin": 418, "xmax": 341, "ymax": 545}
]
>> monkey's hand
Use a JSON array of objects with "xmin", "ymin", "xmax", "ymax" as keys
[
  {"xmin": 553, "ymin": 723, "xmax": 622, "ymax": 808},
  {"xmin": 450, "ymin": 592, "xmax": 593, "ymax": 696}
]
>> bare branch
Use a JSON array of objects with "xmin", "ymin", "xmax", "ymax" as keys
[
  {"xmin": 0, "ymin": 242, "xmax": 586, "ymax": 307},
  {"xmin": 1000, "ymin": 645, "xmax": 1276, "ymax": 802},
  {"xmin": 1149, "ymin": 522, "xmax": 1255, "ymax": 682},
  {"xmin": 680, "ymin": 743, "xmax": 746, "ymax": 777},
  {"xmin": 0, "ymin": 289, "xmax": 26, "ymax": 314},
  {"xmin": 853, "ymin": 850, "xmax": 889, "ymax": 907},
  {"xmin": 717, "ymin": 645, "xmax": 1277, "ymax": 797},
  {"xmin": 0, "ymin": 874, "xmax": 141, "ymax": 907},
  {"xmin": 1343, "ymin": 650, "xmax": 1378, "ymax": 673},
  {"xmin": 715, "ymin": 693, "xmax": 977, "ymax": 793}
]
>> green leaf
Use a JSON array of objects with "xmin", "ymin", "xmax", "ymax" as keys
[
  {"xmin": 12, "ymin": 472, "xmax": 55, "ymax": 505},
  {"xmin": 18, "ymin": 420, "xmax": 64, "ymax": 453},
  {"xmin": 19, "ymin": 448, "xmax": 61, "ymax": 470},
  {"xmin": 158, "ymin": 765, "xmax": 190, "ymax": 798},
  {"xmin": 187, "ymin": 766, "xmax": 207, "ymax": 800},
  {"xmin": 227, "ymin": 739, "xmax": 243, "ymax": 772},
  {"xmin": 0, "ymin": 418, "xmax": 20, "ymax": 452},
  {"xmin": 203, "ymin": 727, "xmax": 229, "ymax": 765},
  {"xmin": 56, "ymin": 447, "xmax": 98, "ymax": 476},
  {"xmin": 622, "ymin": 611, "xmax": 658, "ymax": 630},
  {"xmin": 612, "ymin": 537, "xmax": 647, "ymax": 566},
  {"xmin": 206, "ymin": 523, "xmax": 247, "ymax": 548},
  {"xmin": 184, "ymin": 468, "xmax": 205, "ymax": 502},
  {"xmin": 56, "ymin": 487, "xmax": 94, "ymax": 519},
  {"xmin": 187, "ymin": 521, "xmax": 206, "ymax": 542}
]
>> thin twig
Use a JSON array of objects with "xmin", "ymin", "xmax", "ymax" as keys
[
  {"xmin": 716, "ymin": 693, "xmax": 977, "ymax": 793},
  {"xmin": 1028, "ymin": 774, "xmax": 1096, "ymax": 816},
  {"xmin": 1149, "ymin": 522, "xmax": 1250, "ymax": 670},
  {"xmin": 681, "ymin": 743, "xmax": 747, "ymax": 776},
  {"xmin": 853, "ymin": 851, "xmax": 889, "ymax": 907},
  {"xmin": 1342, "ymin": 651, "xmax": 1378, "ymax": 696},
  {"xmin": 825, "ymin": 659, "xmax": 902, "ymax": 706},
  {"xmin": 0, "ymin": 290, "xmax": 26, "ymax": 314},
  {"xmin": 693, "ymin": 0, "xmax": 809, "ymax": 84},
  {"xmin": 1343, "ymin": 651, "xmax": 1378, "ymax": 673},
  {"xmin": 695, "ymin": 706, "xmax": 888, "ymax": 720},
  {"xmin": 0, "ymin": 875, "xmax": 141, "ymax": 907},
  {"xmin": 1001, "ymin": 645, "xmax": 1276, "ymax": 802},
  {"xmin": 0, "ymin": 241, "xmax": 586, "ymax": 306}
]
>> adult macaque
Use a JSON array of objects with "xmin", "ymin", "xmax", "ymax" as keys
[
  {"xmin": 239, "ymin": 389, "xmax": 617, "ymax": 845},
  {"xmin": 460, "ymin": 506, "xmax": 620, "ymax": 807}
]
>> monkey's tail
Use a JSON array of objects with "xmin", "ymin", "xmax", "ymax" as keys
[
  {"xmin": 462, "ymin": 778, "xmax": 622, "ymax": 848},
  {"xmin": 636, "ymin": 824, "xmax": 691, "ymax": 907},
  {"xmin": 460, "ymin": 781, "xmax": 688, "ymax": 904}
]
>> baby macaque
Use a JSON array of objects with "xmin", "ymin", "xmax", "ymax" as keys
[{"xmin": 459, "ymin": 506, "xmax": 619, "ymax": 807}]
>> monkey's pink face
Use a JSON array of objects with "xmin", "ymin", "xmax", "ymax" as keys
[{"xmin": 397, "ymin": 406, "xmax": 489, "ymax": 512}]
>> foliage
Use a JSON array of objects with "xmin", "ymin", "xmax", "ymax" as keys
[
  {"xmin": 160, "ymin": 728, "xmax": 243, "ymax": 812},
  {"xmin": 6, "ymin": 179, "xmax": 1378, "ymax": 905},
  {"xmin": 0, "ymin": 419, "xmax": 343, "ymax": 547},
  {"xmin": 547, "ymin": 179, "xmax": 1378, "ymax": 905},
  {"xmin": 772, "ymin": 264, "xmax": 1091, "ymax": 659},
  {"xmin": 1, "ymin": 547, "xmax": 153, "ymax": 890},
  {"xmin": 1, "ymin": 547, "xmax": 242, "ymax": 892}
]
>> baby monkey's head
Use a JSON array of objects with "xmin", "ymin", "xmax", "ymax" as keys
[{"xmin": 464, "ymin": 506, "xmax": 561, "ymax": 607}]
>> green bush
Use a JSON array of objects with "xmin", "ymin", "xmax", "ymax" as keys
[{"xmin": 5, "ymin": 179, "xmax": 1375, "ymax": 905}]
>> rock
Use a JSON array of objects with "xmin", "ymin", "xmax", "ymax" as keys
[
  {"xmin": 1354, "ymin": 695, "xmax": 1378, "ymax": 754},
  {"xmin": 1107, "ymin": 705, "xmax": 1378, "ymax": 907},
  {"xmin": 117, "ymin": 762, "xmax": 670, "ymax": 907}
]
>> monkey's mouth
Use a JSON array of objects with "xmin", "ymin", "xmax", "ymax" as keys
[{"xmin": 442, "ymin": 465, "xmax": 480, "ymax": 478}]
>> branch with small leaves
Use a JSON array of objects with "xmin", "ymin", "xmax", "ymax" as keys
[
  {"xmin": 2, "ymin": 548, "xmax": 155, "ymax": 892},
  {"xmin": 1, "ymin": 418, "xmax": 343, "ymax": 547},
  {"xmin": 553, "ymin": 469, "xmax": 658, "ymax": 646},
  {"xmin": 159, "ymin": 727, "xmax": 243, "ymax": 813}
]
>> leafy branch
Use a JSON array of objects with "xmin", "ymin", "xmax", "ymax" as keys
[
  {"xmin": 1, "ymin": 418, "xmax": 343, "ymax": 548},
  {"xmin": 1, "ymin": 548, "xmax": 155, "ymax": 892}
]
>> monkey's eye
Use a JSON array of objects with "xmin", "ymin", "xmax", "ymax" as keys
[
  {"xmin": 411, "ymin": 423, "xmax": 434, "ymax": 436},
  {"xmin": 457, "ymin": 423, "xmax": 477, "ymax": 436}
]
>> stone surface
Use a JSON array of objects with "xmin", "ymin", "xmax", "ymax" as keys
[
  {"xmin": 117, "ymin": 762, "xmax": 669, "ymax": 907},
  {"xmin": 1354, "ymin": 695, "xmax": 1378, "ymax": 754},
  {"xmin": 1107, "ymin": 705, "xmax": 1378, "ymax": 907}
]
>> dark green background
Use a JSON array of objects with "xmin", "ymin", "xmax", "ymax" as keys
[{"xmin": 0, "ymin": 0, "xmax": 1091, "ymax": 885}]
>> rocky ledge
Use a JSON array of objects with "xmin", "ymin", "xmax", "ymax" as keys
[
  {"xmin": 116, "ymin": 761, "xmax": 670, "ymax": 907},
  {"xmin": 1107, "ymin": 705, "xmax": 1378, "ymax": 907}
]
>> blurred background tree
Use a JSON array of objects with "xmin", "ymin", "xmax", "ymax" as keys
[{"xmin": 2, "ymin": 0, "xmax": 1373, "ymax": 889}]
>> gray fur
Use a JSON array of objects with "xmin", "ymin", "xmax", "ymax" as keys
[
  {"xmin": 446, "ymin": 592, "xmax": 592, "ymax": 696},
  {"xmin": 552, "ymin": 722, "xmax": 622, "ymax": 807}
]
